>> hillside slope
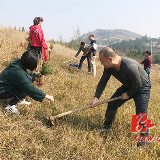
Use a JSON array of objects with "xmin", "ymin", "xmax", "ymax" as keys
[
  {"xmin": 0, "ymin": 27, "xmax": 160, "ymax": 159},
  {"xmin": 81, "ymin": 29, "xmax": 142, "ymax": 46},
  {"xmin": 0, "ymin": 27, "xmax": 28, "ymax": 66}
]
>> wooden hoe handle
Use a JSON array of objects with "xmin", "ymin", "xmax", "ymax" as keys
[{"xmin": 50, "ymin": 96, "xmax": 122, "ymax": 121}]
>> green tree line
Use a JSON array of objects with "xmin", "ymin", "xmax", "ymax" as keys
[{"xmin": 110, "ymin": 36, "xmax": 160, "ymax": 64}]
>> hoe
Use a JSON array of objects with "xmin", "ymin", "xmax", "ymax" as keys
[{"xmin": 50, "ymin": 96, "xmax": 122, "ymax": 125}]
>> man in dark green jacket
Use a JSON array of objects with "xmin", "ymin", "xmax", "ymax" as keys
[{"xmin": 0, "ymin": 50, "xmax": 54, "ymax": 113}]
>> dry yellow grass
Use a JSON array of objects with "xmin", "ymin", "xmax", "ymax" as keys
[
  {"xmin": 0, "ymin": 27, "xmax": 28, "ymax": 66},
  {"xmin": 0, "ymin": 27, "xmax": 160, "ymax": 159}
]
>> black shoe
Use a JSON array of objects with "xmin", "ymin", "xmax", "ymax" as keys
[
  {"xmin": 137, "ymin": 130, "xmax": 149, "ymax": 148},
  {"xmin": 137, "ymin": 141, "xmax": 146, "ymax": 147}
]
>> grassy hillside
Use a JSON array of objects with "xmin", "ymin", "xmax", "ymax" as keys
[
  {"xmin": 0, "ymin": 27, "xmax": 160, "ymax": 159},
  {"xmin": 81, "ymin": 29, "xmax": 142, "ymax": 46}
]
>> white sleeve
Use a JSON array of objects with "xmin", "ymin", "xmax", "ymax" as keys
[{"xmin": 92, "ymin": 43, "xmax": 98, "ymax": 50}]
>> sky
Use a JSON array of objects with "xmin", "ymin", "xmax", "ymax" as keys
[{"xmin": 1, "ymin": 0, "xmax": 160, "ymax": 42}]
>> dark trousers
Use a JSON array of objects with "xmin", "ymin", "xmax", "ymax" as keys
[
  {"xmin": 107, "ymin": 81, "xmax": 151, "ymax": 115},
  {"xmin": 78, "ymin": 56, "xmax": 91, "ymax": 72},
  {"xmin": 0, "ymin": 76, "xmax": 33, "ymax": 105},
  {"xmin": 30, "ymin": 46, "xmax": 42, "ymax": 59},
  {"xmin": 0, "ymin": 90, "xmax": 27, "ymax": 105}
]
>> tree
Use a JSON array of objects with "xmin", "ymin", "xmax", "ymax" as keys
[
  {"xmin": 73, "ymin": 26, "xmax": 81, "ymax": 43},
  {"xmin": 76, "ymin": 26, "xmax": 81, "ymax": 44},
  {"xmin": 22, "ymin": 27, "xmax": 25, "ymax": 32}
]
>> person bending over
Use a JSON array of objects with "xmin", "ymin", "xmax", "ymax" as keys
[
  {"xmin": 91, "ymin": 47, "xmax": 151, "ymax": 147},
  {"xmin": 73, "ymin": 42, "xmax": 91, "ymax": 73}
]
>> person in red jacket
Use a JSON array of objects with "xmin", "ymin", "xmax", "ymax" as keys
[{"xmin": 29, "ymin": 17, "xmax": 50, "ymax": 61}]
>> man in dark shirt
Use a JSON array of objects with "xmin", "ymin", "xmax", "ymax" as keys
[
  {"xmin": 87, "ymin": 34, "xmax": 97, "ymax": 76},
  {"xmin": 140, "ymin": 51, "xmax": 152, "ymax": 81},
  {"xmin": 90, "ymin": 47, "xmax": 151, "ymax": 146}
]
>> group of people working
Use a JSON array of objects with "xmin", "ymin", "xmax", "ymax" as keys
[
  {"xmin": 73, "ymin": 35, "xmax": 152, "ymax": 147},
  {"xmin": 73, "ymin": 34, "xmax": 97, "ymax": 76},
  {"xmin": 0, "ymin": 17, "xmax": 53, "ymax": 113},
  {"xmin": 0, "ymin": 16, "xmax": 153, "ymax": 147}
]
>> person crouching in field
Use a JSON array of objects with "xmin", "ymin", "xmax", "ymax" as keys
[
  {"xmin": 90, "ymin": 47, "xmax": 151, "ymax": 147},
  {"xmin": 0, "ymin": 50, "xmax": 54, "ymax": 113}
]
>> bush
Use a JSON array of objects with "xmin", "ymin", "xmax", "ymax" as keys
[
  {"xmin": 126, "ymin": 50, "xmax": 144, "ymax": 60},
  {"xmin": 65, "ymin": 40, "xmax": 80, "ymax": 50},
  {"xmin": 153, "ymin": 54, "xmax": 160, "ymax": 64},
  {"xmin": 40, "ymin": 62, "xmax": 53, "ymax": 76}
]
